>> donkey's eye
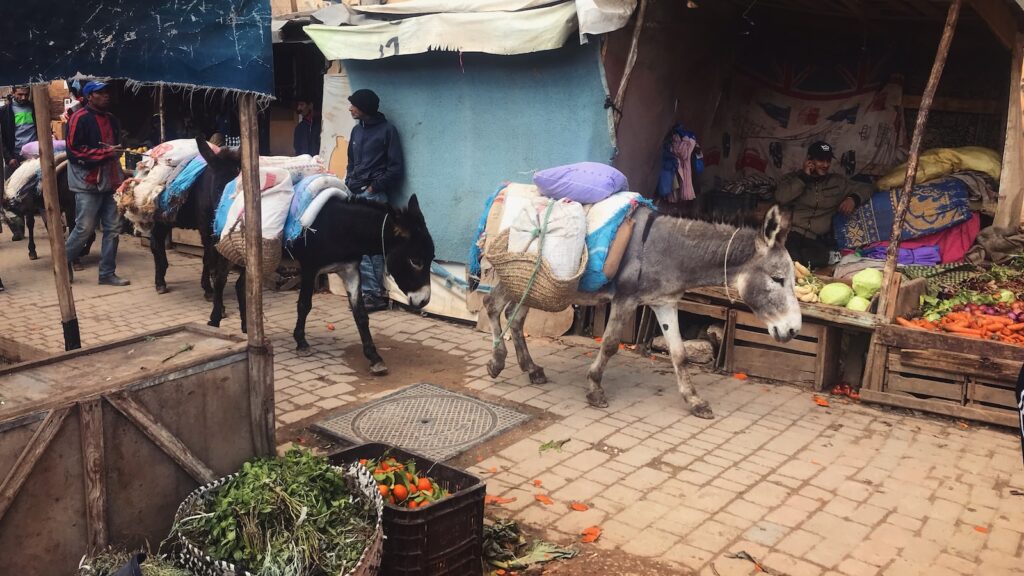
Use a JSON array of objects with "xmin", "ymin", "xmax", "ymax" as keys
[{"xmin": 772, "ymin": 276, "xmax": 785, "ymax": 286}]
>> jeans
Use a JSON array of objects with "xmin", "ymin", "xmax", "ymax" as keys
[
  {"xmin": 359, "ymin": 190, "xmax": 388, "ymax": 300},
  {"xmin": 66, "ymin": 192, "xmax": 121, "ymax": 279}
]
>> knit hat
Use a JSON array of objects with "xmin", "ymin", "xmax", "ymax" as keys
[{"xmin": 348, "ymin": 89, "xmax": 380, "ymax": 116}]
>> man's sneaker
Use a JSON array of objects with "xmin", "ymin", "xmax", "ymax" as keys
[
  {"xmin": 363, "ymin": 296, "xmax": 389, "ymax": 313},
  {"xmin": 99, "ymin": 274, "xmax": 131, "ymax": 287}
]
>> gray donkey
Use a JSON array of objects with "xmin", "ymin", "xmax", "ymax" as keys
[{"xmin": 481, "ymin": 205, "xmax": 802, "ymax": 419}]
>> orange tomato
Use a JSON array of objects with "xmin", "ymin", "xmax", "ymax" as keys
[
  {"xmin": 392, "ymin": 484, "xmax": 409, "ymax": 502},
  {"xmin": 408, "ymin": 500, "xmax": 418, "ymax": 509},
  {"xmin": 417, "ymin": 478, "xmax": 432, "ymax": 492},
  {"xmin": 378, "ymin": 484, "xmax": 389, "ymax": 497}
]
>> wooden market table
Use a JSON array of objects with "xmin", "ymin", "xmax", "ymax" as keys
[{"xmin": 0, "ymin": 324, "xmax": 260, "ymax": 574}]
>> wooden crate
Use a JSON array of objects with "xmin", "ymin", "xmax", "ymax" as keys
[
  {"xmin": 0, "ymin": 324, "xmax": 259, "ymax": 574},
  {"xmin": 726, "ymin": 310, "xmax": 841, "ymax": 389},
  {"xmin": 862, "ymin": 325, "xmax": 1023, "ymax": 428}
]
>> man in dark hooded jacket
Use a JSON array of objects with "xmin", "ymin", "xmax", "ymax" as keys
[{"xmin": 346, "ymin": 88, "xmax": 404, "ymax": 311}]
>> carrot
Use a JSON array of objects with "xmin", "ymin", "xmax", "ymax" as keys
[
  {"xmin": 943, "ymin": 325, "xmax": 983, "ymax": 337},
  {"xmin": 986, "ymin": 316, "xmax": 1013, "ymax": 325},
  {"xmin": 896, "ymin": 317, "xmax": 922, "ymax": 329},
  {"xmin": 1007, "ymin": 323, "xmax": 1024, "ymax": 331}
]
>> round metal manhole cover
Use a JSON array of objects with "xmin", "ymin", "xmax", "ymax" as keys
[{"xmin": 315, "ymin": 383, "xmax": 530, "ymax": 461}]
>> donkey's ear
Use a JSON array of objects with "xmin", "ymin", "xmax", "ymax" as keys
[
  {"xmin": 196, "ymin": 137, "xmax": 218, "ymax": 165},
  {"xmin": 760, "ymin": 205, "xmax": 790, "ymax": 250},
  {"xmin": 406, "ymin": 194, "xmax": 421, "ymax": 216}
]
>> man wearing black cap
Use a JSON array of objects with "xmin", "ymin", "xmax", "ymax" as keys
[
  {"xmin": 346, "ymin": 88, "xmax": 404, "ymax": 311},
  {"xmin": 774, "ymin": 141, "xmax": 872, "ymax": 268}
]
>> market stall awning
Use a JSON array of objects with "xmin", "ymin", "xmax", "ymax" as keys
[
  {"xmin": 303, "ymin": 0, "xmax": 636, "ymax": 61},
  {"xmin": 0, "ymin": 0, "xmax": 274, "ymax": 98}
]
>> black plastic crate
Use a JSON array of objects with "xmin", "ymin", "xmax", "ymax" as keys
[{"xmin": 328, "ymin": 442, "xmax": 485, "ymax": 576}]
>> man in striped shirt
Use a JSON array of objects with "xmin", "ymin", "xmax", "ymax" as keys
[{"xmin": 65, "ymin": 81, "xmax": 129, "ymax": 286}]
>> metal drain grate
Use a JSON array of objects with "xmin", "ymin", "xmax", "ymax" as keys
[{"xmin": 314, "ymin": 383, "xmax": 530, "ymax": 461}]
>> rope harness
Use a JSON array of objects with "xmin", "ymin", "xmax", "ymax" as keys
[{"xmin": 493, "ymin": 201, "xmax": 556, "ymax": 348}]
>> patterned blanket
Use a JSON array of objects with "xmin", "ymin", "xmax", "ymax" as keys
[{"xmin": 833, "ymin": 175, "xmax": 972, "ymax": 249}]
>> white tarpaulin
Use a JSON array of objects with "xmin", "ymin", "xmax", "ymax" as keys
[
  {"xmin": 351, "ymin": 0, "xmax": 555, "ymax": 14},
  {"xmin": 349, "ymin": 0, "xmax": 637, "ymax": 36},
  {"xmin": 305, "ymin": 2, "xmax": 578, "ymax": 60},
  {"xmin": 575, "ymin": 0, "xmax": 636, "ymax": 36}
]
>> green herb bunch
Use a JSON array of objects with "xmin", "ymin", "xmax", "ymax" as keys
[{"xmin": 175, "ymin": 448, "xmax": 374, "ymax": 576}]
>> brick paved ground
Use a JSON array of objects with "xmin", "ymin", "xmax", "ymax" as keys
[{"xmin": 2, "ymin": 229, "xmax": 1023, "ymax": 575}]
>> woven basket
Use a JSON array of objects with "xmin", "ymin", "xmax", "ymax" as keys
[
  {"xmin": 215, "ymin": 225, "xmax": 282, "ymax": 279},
  {"xmin": 485, "ymin": 229, "xmax": 588, "ymax": 312},
  {"xmin": 174, "ymin": 462, "xmax": 384, "ymax": 576}
]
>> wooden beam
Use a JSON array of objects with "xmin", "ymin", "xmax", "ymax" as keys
[
  {"xmin": 238, "ymin": 94, "xmax": 276, "ymax": 457},
  {"xmin": 31, "ymin": 84, "xmax": 80, "ymax": 351},
  {"xmin": 612, "ymin": 0, "xmax": 649, "ymax": 134},
  {"xmin": 877, "ymin": 0, "xmax": 963, "ymax": 310},
  {"xmin": 995, "ymin": 33, "xmax": 1024, "ymax": 228},
  {"xmin": 79, "ymin": 400, "xmax": 108, "ymax": 549},
  {"xmin": 859, "ymin": 388, "xmax": 1018, "ymax": 428},
  {"xmin": 902, "ymin": 94, "xmax": 1001, "ymax": 114},
  {"xmin": 106, "ymin": 394, "xmax": 216, "ymax": 484},
  {"xmin": 0, "ymin": 407, "xmax": 70, "ymax": 522},
  {"xmin": 968, "ymin": 0, "xmax": 1017, "ymax": 50}
]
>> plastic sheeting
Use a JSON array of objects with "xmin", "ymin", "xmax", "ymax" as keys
[
  {"xmin": 305, "ymin": 2, "xmax": 578, "ymax": 60},
  {"xmin": 0, "ymin": 0, "xmax": 273, "ymax": 97},
  {"xmin": 304, "ymin": 0, "xmax": 636, "ymax": 61}
]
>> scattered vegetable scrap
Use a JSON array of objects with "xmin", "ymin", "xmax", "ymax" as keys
[
  {"xmin": 975, "ymin": 526, "xmax": 989, "ymax": 534},
  {"xmin": 569, "ymin": 502, "xmax": 589, "ymax": 512},
  {"xmin": 538, "ymin": 439, "xmax": 571, "ymax": 454},
  {"xmin": 534, "ymin": 494, "xmax": 554, "ymax": 505},
  {"xmin": 485, "ymin": 495, "xmax": 517, "ymax": 506},
  {"xmin": 326, "ymin": 323, "xmax": 335, "ymax": 331},
  {"xmin": 813, "ymin": 395, "xmax": 830, "ymax": 407},
  {"xmin": 734, "ymin": 373, "xmax": 748, "ymax": 380},
  {"xmin": 580, "ymin": 526, "xmax": 602, "ymax": 543},
  {"xmin": 488, "ymin": 467, "xmax": 499, "ymax": 473},
  {"xmin": 533, "ymin": 479, "xmax": 543, "ymax": 487},
  {"xmin": 484, "ymin": 520, "xmax": 577, "ymax": 572}
]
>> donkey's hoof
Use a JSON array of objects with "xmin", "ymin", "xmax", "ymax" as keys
[
  {"xmin": 370, "ymin": 362, "xmax": 389, "ymax": 376},
  {"xmin": 155, "ymin": 285, "xmax": 169, "ymax": 294},
  {"xmin": 691, "ymin": 402, "xmax": 715, "ymax": 419},
  {"xmin": 297, "ymin": 346, "xmax": 314, "ymax": 357},
  {"xmin": 487, "ymin": 360, "xmax": 504, "ymax": 379},
  {"xmin": 73, "ymin": 261, "xmax": 85, "ymax": 272},
  {"xmin": 529, "ymin": 368, "xmax": 548, "ymax": 385},
  {"xmin": 203, "ymin": 291, "xmax": 214, "ymax": 302},
  {"xmin": 207, "ymin": 320, "xmax": 221, "ymax": 328},
  {"xmin": 28, "ymin": 252, "xmax": 38, "ymax": 261},
  {"xmin": 586, "ymin": 389, "xmax": 609, "ymax": 408}
]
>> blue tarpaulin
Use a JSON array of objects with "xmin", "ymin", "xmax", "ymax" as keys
[{"xmin": 0, "ymin": 0, "xmax": 273, "ymax": 96}]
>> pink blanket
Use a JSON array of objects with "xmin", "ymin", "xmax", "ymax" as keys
[{"xmin": 864, "ymin": 212, "xmax": 980, "ymax": 264}]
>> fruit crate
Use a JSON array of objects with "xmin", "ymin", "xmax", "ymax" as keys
[
  {"xmin": 725, "ymin": 309, "xmax": 841, "ymax": 390},
  {"xmin": 328, "ymin": 442, "xmax": 485, "ymax": 576}
]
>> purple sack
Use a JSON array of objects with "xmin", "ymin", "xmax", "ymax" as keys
[{"xmin": 533, "ymin": 162, "xmax": 628, "ymax": 204}]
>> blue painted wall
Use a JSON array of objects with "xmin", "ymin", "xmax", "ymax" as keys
[{"xmin": 344, "ymin": 41, "xmax": 614, "ymax": 263}]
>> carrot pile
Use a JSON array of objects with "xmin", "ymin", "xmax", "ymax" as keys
[{"xmin": 897, "ymin": 312, "xmax": 1024, "ymax": 344}]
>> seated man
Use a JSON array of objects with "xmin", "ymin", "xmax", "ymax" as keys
[{"xmin": 774, "ymin": 141, "xmax": 872, "ymax": 268}]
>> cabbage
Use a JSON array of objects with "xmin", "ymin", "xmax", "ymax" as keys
[
  {"xmin": 846, "ymin": 296, "xmax": 871, "ymax": 312},
  {"xmin": 852, "ymin": 268, "xmax": 883, "ymax": 299},
  {"xmin": 998, "ymin": 289, "xmax": 1015, "ymax": 304},
  {"xmin": 820, "ymin": 283, "xmax": 854, "ymax": 306}
]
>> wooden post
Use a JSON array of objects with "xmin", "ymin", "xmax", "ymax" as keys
[
  {"xmin": 995, "ymin": 34, "xmax": 1024, "ymax": 229},
  {"xmin": 79, "ymin": 400, "xmax": 108, "ymax": 549},
  {"xmin": 238, "ymin": 94, "xmax": 275, "ymax": 456},
  {"xmin": 611, "ymin": 0, "xmax": 648, "ymax": 133},
  {"xmin": 158, "ymin": 85, "xmax": 166, "ymax": 143},
  {"xmin": 32, "ymin": 84, "xmax": 81, "ymax": 351},
  {"xmin": 0, "ymin": 407, "xmax": 70, "ymax": 522},
  {"xmin": 876, "ymin": 0, "xmax": 962, "ymax": 309}
]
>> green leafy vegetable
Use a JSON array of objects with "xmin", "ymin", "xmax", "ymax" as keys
[{"xmin": 173, "ymin": 448, "xmax": 374, "ymax": 576}]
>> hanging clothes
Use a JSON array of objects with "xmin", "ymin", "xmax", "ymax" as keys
[{"xmin": 657, "ymin": 124, "xmax": 703, "ymax": 203}]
